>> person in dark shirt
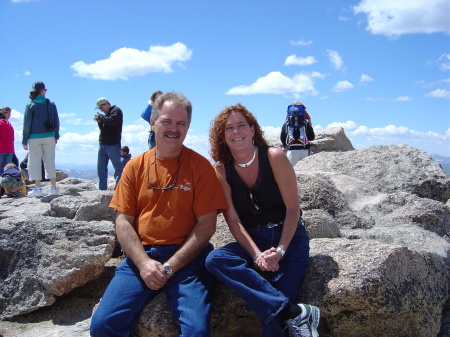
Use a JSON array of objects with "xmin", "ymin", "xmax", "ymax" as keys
[
  {"xmin": 94, "ymin": 97, "xmax": 123, "ymax": 190},
  {"xmin": 207, "ymin": 103, "xmax": 320, "ymax": 337}
]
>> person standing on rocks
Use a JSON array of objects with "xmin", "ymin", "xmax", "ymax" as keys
[
  {"xmin": 22, "ymin": 81, "xmax": 60, "ymax": 197},
  {"xmin": 141, "ymin": 90, "xmax": 163, "ymax": 150},
  {"xmin": 90, "ymin": 92, "xmax": 227, "ymax": 337},
  {"xmin": 94, "ymin": 97, "xmax": 123, "ymax": 190},
  {"xmin": 207, "ymin": 104, "xmax": 320, "ymax": 337}
]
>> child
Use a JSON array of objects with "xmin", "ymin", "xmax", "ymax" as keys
[
  {"xmin": 120, "ymin": 146, "xmax": 132, "ymax": 168},
  {"xmin": 114, "ymin": 146, "xmax": 132, "ymax": 189},
  {"xmin": 0, "ymin": 163, "xmax": 26, "ymax": 198}
]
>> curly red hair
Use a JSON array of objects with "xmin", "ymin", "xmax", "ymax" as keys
[{"xmin": 209, "ymin": 103, "xmax": 267, "ymax": 164}]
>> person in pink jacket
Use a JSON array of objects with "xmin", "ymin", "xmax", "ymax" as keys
[{"xmin": 0, "ymin": 110, "xmax": 15, "ymax": 175}]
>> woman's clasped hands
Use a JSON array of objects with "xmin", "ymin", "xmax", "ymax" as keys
[{"xmin": 253, "ymin": 247, "xmax": 281, "ymax": 272}]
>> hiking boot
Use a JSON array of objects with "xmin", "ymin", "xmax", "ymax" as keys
[
  {"xmin": 50, "ymin": 187, "xmax": 58, "ymax": 196},
  {"xmin": 28, "ymin": 187, "xmax": 43, "ymax": 198},
  {"xmin": 285, "ymin": 304, "xmax": 320, "ymax": 337}
]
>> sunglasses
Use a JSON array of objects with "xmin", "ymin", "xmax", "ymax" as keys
[
  {"xmin": 246, "ymin": 190, "xmax": 262, "ymax": 214},
  {"xmin": 147, "ymin": 150, "xmax": 181, "ymax": 190}
]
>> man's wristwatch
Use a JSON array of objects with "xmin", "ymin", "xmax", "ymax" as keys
[{"xmin": 163, "ymin": 262, "xmax": 174, "ymax": 278}]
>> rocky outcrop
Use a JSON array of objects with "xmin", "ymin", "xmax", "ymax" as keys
[
  {"xmin": 298, "ymin": 144, "xmax": 450, "ymax": 203},
  {"xmin": 309, "ymin": 126, "xmax": 355, "ymax": 154},
  {"xmin": 266, "ymin": 126, "xmax": 355, "ymax": 155},
  {"xmin": 0, "ymin": 180, "xmax": 116, "ymax": 320},
  {"xmin": 1, "ymin": 144, "xmax": 449, "ymax": 337},
  {"xmin": 134, "ymin": 144, "xmax": 450, "ymax": 337}
]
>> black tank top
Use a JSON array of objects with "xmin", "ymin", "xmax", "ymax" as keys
[{"xmin": 225, "ymin": 146, "xmax": 286, "ymax": 229}]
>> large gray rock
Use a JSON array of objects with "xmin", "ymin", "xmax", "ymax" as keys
[
  {"xmin": 0, "ymin": 179, "xmax": 117, "ymax": 320},
  {"xmin": 303, "ymin": 239, "xmax": 447, "ymax": 337},
  {"xmin": 0, "ymin": 216, "xmax": 115, "ymax": 319},
  {"xmin": 309, "ymin": 126, "xmax": 355, "ymax": 154},
  {"xmin": 298, "ymin": 144, "xmax": 450, "ymax": 203}
]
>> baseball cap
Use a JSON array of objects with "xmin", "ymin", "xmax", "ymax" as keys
[
  {"xmin": 30, "ymin": 81, "xmax": 46, "ymax": 93},
  {"xmin": 96, "ymin": 97, "xmax": 109, "ymax": 109}
]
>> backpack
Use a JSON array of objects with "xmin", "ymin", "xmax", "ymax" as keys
[{"xmin": 282, "ymin": 103, "xmax": 310, "ymax": 150}]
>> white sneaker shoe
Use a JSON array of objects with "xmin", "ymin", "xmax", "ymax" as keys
[
  {"xmin": 50, "ymin": 187, "xmax": 58, "ymax": 196},
  {"xmin": 28, "ymin": 187, "xmax": 43, "ymax": 197}
]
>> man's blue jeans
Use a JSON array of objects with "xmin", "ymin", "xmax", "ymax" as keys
[
  {"xmin": 206, "ymin": 222, "xmax": 310, "ymax": 337},
  {"xmin": 90, "ymin": 244, "xmax": 214, "ymax": 337},
  {"xmin": 97, "ymin": 144, "xmax": 123, "ymax": 190}
]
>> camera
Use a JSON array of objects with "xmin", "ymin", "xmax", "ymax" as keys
[{"xmin": 45, "ymin": 122, "xmax": 55, "ymax": 131}]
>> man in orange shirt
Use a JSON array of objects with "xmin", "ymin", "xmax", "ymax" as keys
[{"xmin": 91, "ymin": 92, "xmax": 227, "ymax": 337}]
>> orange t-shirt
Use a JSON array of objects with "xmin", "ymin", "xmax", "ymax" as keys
[{"xmin": 110, "ymin": 146, "xmax": 227, "ymax": 245}]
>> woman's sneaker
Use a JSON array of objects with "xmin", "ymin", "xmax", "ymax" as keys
[
  {"xmin": 285, "ymin": 303, "xmax": 320, "ymax": 337},
  {"xmin": 28, "ymin": 187, "xmax": 43, "ymax": 198}
]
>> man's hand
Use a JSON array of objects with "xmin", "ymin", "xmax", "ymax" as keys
[{"xmin": 139, "ymin": 259, "xmax": 170, "ymax": 290}]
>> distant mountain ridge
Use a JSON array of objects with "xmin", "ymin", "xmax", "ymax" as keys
[
  {"xmin": 58, "ymin": 153, "xmax": 450, "ymax": 179},
  {"xmin": 431, "ymin": 154, "xmax": 450, "ymax": 176}
]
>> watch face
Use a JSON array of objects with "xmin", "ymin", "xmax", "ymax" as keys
[{"xmin": 164, "ymin": 263, "xmax": 174, "ymax": 276}]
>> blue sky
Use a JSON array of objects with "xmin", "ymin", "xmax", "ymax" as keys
[{"xmin": 1, "ymin": 0, "xmax": 449, "ymax": 167}]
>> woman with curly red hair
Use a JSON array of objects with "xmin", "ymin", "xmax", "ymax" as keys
[{"xmin": 206, "ymin": 104, "xmax": 319, "ymax": 337}]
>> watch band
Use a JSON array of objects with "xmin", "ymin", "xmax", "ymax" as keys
[
  {"xmin": 163, "ymin": 262, "xmax": 174, "ymax": 277},
  {"xmin": 276, "ymin": 247, "xmax": 286, "ymax": 257}
]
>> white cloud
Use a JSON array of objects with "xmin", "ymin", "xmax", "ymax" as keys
[
  {"xmin": 327, "ymin": 121, "xmax": 359, "ymax": 130},
  {"xmin": 332, "ymin": 80, "xmax": 354, "ymax": 92},
  {"xmin": 354, "ymin": 0, "xmax": 450, "ymax": 38},
  {"xmin": 395, "ymin": 96, "xmax": 412, "ymax": 101},
  {"xmin": 262, "ymin": 126, "xmax": 282, "ymax": 137},
  {"xmin": 290, "ymin": 40, "xmax": 313, "ymax": 46},
  {"xmin": 71, "ymin": 42, "xmax": 192, "ymax": 80},
  {"xmin": 284, "ymin": 55, "xmax": 318, "ymax": 66},
  {"xmin": 425, "ymin": 88, "xmax": 450, "ymax": 99},
  {"xmin": 226, "ymin": 71, "xmax": 319, "ymax": 95},
  {"xmin": 438, "ymin": 53, "xmax": 450, "ymax": 71},
  {"xmin": 360, "ymin": 74, "xmax": 374, "ymax": 83},
  {"xmin": 24, "ymin": 71, "xmax": 31, "ymax": 76},
  {"xmin": 327, "ymin": 50, "xmax": 345, "ymax": 71}
]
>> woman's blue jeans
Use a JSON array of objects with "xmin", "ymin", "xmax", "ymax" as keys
[
  {"xmin": 0, "ymin": 153, "xmax": 13, "ymax": 175},
  {"xmin": 97, "ymin": 144, "xmax": 123, "ymax": 190},
  {"xmin": 206, "ymin": 222, "xmax": 310, "ymax": 337},
  {"xmin": 90, "ymin": 244, "xmax": 214, "ymax": 337}
]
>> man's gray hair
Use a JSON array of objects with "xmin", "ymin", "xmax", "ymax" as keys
[{"xmin": 151, "ymin": 92, "xmax": 192, "ymax": 124}]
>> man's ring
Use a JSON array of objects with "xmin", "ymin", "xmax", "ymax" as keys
[{"xmin": 150, "ymin": 281, "xmax": 155, "ymax": 286}]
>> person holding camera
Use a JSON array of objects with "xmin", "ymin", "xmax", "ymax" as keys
[
  {"xmin": 94, "ymin": 97, "xmax": 123, "ymax": 190},
  {"xmin": 22, "ymin": 81, "xmax": 60, "ymax": 197}
]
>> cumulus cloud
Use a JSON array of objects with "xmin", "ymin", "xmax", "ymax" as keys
[
  {"xmin": 425, "ymin": 88, "xmax": 450, "ymax": 99},
  {"xmin": 360, "ymin": 74, "xmax": 374, "ymax": 83},
  {"xmin": 284, "ymin": 55, "xmax": 318, "ymax": 66},
  {"xmin": 226, "ymin": 71, "xmax": 319, "ymax": 95},
  {"xmin": 332, "ymin": 80, "xmax": 354, "ymax": 92},
  {"xmin": 290, "ymin": 40, "xmax": 313, "ymax": 46},
  {"xmin": 327, "ymin": 50, "xmax": 344, "ymax": 71},
  {"xmin": 354, "ymin": 0, "xmax": 450, "ymax": 38},
  {"xmin": 327, "ymin": 121, "xmax": 359, "ymax": 130},
  {"xmin": 71, "ymin": 42, "xmax": 192, "ymax": 80}
]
